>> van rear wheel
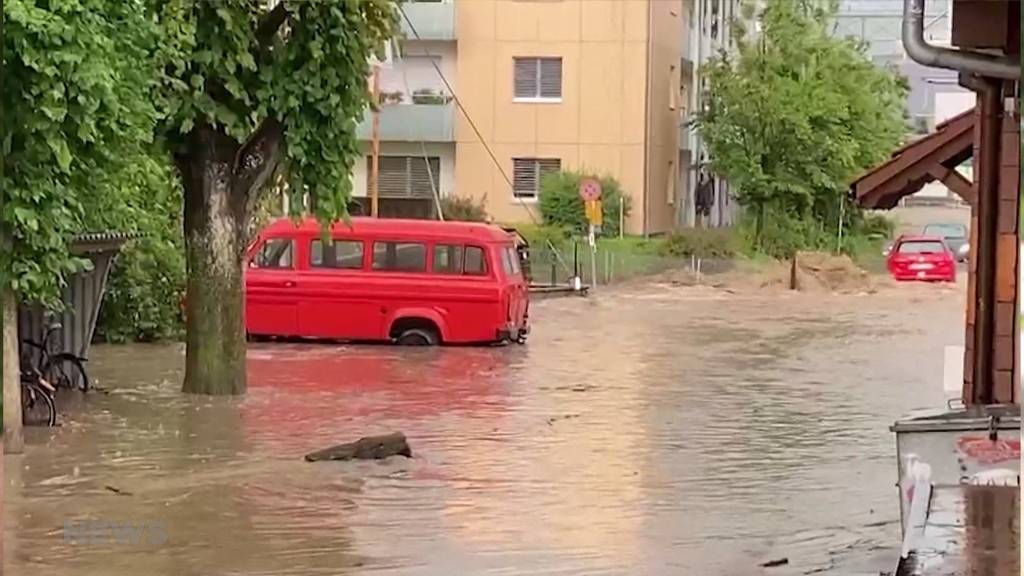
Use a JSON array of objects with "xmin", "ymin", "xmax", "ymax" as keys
[{"xmin": 396, "ymin": 328, "xmax": 439, "ymax": 346}]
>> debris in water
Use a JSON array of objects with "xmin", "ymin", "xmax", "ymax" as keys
[
  {"xmin": 305, "ymin": 432, "xmax": 412, "ymax": 462},
  {"xmin": 761, "ymin": 557, "xmax": 789, "ymax": 568},
  {"xmin": 104, "ymin": 485, "xmax": 133, "ymax": 496}
]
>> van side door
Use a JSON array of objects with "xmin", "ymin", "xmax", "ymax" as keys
[
  {"xmin": 245, "ymin": 236, "xmax": 300, "ymax": 336},
  {"xmin": 296, "ymin": 237, "xmax": 382, "ymax": 340}
]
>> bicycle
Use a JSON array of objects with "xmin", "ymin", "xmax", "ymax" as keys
[
  {"xmin": 22, "ymin": 321, "xmax": 90, "ymax": 393},
  {"xmin": 21, "ymin": 368, "xmax": 57, "ymax": 427}
]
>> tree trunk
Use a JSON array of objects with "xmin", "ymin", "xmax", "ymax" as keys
[
  {"xmin": 176, "ymin": 120, "xmax": 285, "ymax": 396},
  {"xmin": 179, "ymin": 128, "xmax": 249, "ymax": 395},
  {"xmin": 3, "ymin": 287, "xmax": 23, "ymax": 453}
]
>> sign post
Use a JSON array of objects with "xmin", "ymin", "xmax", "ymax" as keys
[{"xmin": 579, "ymin": 178, "xmax": 602, "ymax": 290}]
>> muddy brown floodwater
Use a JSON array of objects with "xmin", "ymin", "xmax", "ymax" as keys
[{"xmin": 5, "ymin": 281, "xmax": 965, "ymax": 576}]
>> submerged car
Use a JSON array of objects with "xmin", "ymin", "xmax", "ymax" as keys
[
  {"xmin": 886, "ymin": 235, "xmax": 957, "ymax": 283},
  {"xmin": 922, "ymin": 223, "xmax": 969, "ymax": 262}
]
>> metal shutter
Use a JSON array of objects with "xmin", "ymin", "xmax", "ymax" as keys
[
  {"xmin": 513, "ymin": 159, "xmax": 538, "ymax": 196},
  {"xmin": 370, "ymin": 156, "xmax": 440, "ymax": 199},
  {"xmin": 538, "ymin": 58, "xmax": 562, "ymax": 99},
  {"xmin": 514, "ymin": 58, "xmax": 539, "ymax": 98}
]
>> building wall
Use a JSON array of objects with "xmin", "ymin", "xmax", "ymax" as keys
[
  {"xmin": 453, "ymin": 0, "xmax": 657, "ymax": 234},
  {"xmin": 645, "ymin": 0, "xmax": 684, "ymax": 234}
]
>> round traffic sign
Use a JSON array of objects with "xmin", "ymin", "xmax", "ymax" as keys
[{"xmin": 578, "ymin": 177, "xmax": 602, "ymax": 202}]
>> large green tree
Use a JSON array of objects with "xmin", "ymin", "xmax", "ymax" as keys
[
  {"xmin": 696, "ymin": 0, "xmax": 907, "ymax": 256},
  {"xmin": 2, "ymin": 0, "xmax": 163, "ymax": 450},
  {"xmin": 156, "ymin": 1, "xmax": 396, "ymax": 395}
]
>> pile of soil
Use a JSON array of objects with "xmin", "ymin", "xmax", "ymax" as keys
[
  {"xmin": 787, "ymin": 251, "xmax": 875, "ymax": 293},
  {"xmin": 647, "ymin": 252, "xmax": 878, "ymax": 295}
]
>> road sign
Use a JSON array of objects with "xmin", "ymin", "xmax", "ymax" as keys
[
  {"xmin": 579, "ymin": 177, "xmax": 602, "ymax": 202},
  {"xmin": 585, "ymin": 199, "xmax": 603, "ymax": 226}
]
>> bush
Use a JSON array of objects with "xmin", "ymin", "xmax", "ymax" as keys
[
  {"xmin": 662, "ymin": 227, "xmax": 739, "ymax": 259},
  {"xmin": 441, "ymin": 196, "xmax": 489, "ymax": 222},
  {"xmin": 538, "ymin": 170, "xmax": 631, "ymax": 237}
]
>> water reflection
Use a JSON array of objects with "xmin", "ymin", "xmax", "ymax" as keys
[{"xmin": 5, "ymin": 283, "xmax": 962, "ymax": 575}]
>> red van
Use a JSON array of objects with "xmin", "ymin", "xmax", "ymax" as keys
[{"xmin": 244, "ymin": 217, "xmax": 530, "ymax": 345}]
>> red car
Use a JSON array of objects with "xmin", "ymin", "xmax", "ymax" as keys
[
  {"xmin": 244, "ymin": 217, "xmax": 530, "ymax": 345},
  {"xmin": 886, "ymin": 235, "xmax": 957, "ymax": 283}
]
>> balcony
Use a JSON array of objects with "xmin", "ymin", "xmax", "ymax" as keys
[
  {"xmin": 400, "ymin": 1, "xmax": 456, "ymax": 41},
  {"xmin": 357, "ymin": 103, "xmax": 455, "ymax": 143}
]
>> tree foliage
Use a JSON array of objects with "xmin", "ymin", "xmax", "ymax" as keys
[
  {"xmin": 539, "ymin": 170, "xmax": 631, "ymax": 238},
  {"xmin": 1, "ymin": 0, "xmax": 162, "ymax": 305},
  {"xmin": 156, "ymin": 0, "xmax": 398, "ymax": 222},
  {"xmin": 696, "ymin": 0, "xmax": 907, "ymax": 257}
]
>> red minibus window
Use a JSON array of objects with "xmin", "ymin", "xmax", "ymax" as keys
[
  {"xmin": 372, "ymin": 241, "xmax": 427, "ymax": 272},
  {"xmin": 433, "ymin": 245, "xmax": 464, "ymax": 274},
  {"xmin": 252, "ymin": 238, "xmax": 294, "ymax": 269},
  {"xmin": 464, "ymin": 246, "xmax": 487, "ymax": 275},
  {"xmin": 504, "ymin": 246, "xmax": 522, "ymax": 276},
  {"xmin": 311, "ymin": 239, "xmax": 364, "ymax": 269}
]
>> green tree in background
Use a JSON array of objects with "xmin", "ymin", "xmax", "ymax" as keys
[
  {"xmin": 156, "ymin": 0, "xmax": 397, "ymax": 395},
  {"xmin": 696, "ymin": 0, "xmax": 907, "ymax": 257}
]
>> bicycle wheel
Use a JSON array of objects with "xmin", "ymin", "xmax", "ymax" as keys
[
  {"xmin": 44, "ymin": 353, "xmax": 90, "ymax": 392},
  {"xmin": 22, "ymin": 382, "xmax": 57, "ymax": 427}
]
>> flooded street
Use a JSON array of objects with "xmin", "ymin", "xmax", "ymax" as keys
[{"xmin": 5, "ymin": 281, "xmax": 964, "ymax": 576}]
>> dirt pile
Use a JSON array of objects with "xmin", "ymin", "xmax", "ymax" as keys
[{"xmin": 787, "ymin": 251, "xmax": 875, "ymax": 293}]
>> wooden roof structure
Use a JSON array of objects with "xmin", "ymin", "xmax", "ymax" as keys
[{"xmin": 850, "ymin": 108, "xmax": 975, "ymax": 209}]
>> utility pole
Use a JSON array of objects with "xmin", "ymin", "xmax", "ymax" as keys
[{"xmin": 370, "ymin": 65, "xmax": 381, "ymax": 218}]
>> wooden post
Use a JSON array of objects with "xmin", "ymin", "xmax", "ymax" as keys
[
  {"xmin": 3, "ymin": 287, "xmax": 23, "ymax": 454},
  {"xmin": 370, "ymin": 65, "xmax": 381, "ymax": 218}
]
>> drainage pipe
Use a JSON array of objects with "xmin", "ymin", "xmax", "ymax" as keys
[{"xmin": 902, "ymin": 0, "xmax": 1019, "ymax": 80}]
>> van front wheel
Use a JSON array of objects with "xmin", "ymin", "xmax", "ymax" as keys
[{"xmin": 395, "ymin": 328, "xmax": 439, "ymax": 346}]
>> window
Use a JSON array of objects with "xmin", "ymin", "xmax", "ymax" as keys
[
  {"xmin": 667, "ymin": 160, "xmax": 676, "ymax": 205},
  {"xmin": 433, "ymin": 244, "xmax": 464, "ymax": 274},
  {"xmin": 368, "ymin": 156, "xmax": 440, "ymax": 198},
  {"xmin": 669, "ymin": 65, "xmax": 678, "ymax": 111},
  {"xmin": 501, "ymin": 246, "xmax": 521, "ymax": 277},
  {"xmin": 372, "ymin": 241, "xmax": 427, "ymax": 272},
  {"xmin": 434, "ymin": 244, "xmax": 487, "ymax": 275},
  {"xmin": 252, "ymin": 238, "xmax": 293, "ymax": 269},
  {"xmin": 464, "ymin": 246, "xmax": 487, "ymax": 275},
  {"xmin": 513, "ymin": 57, "xmax": 562, "ymax": 101},
  {"xmin": 512, "ymin": 158, "xmax": 561, "ymax": 199},
  {"xmin": 897, "ymin": 240, "xmax": 947, "ymax": 255},
  {"xmin": 311, "ymin": 239, "xmax": 364, "ymax": 269}
]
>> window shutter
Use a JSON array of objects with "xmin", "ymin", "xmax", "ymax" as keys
[
  {"xmin": 408, "ymin": 157, "xmax": 440, "ymax": 198},
  {"xmin": 514, "ymin": 58, "xmax": 538, "ymax": 99},
  {"xmin": 368, "ymin": 156, "xmax": 440, "ymax": 199},
  {"xmin": 513, "ymin": 159, "xmax": 537, "ymax": 195},
  {"xmin": 537, "ymin": 159, "xmax": 561, "ymax": 185},
  {"xmin": 538, "ymin": 58, "xmax": 562, "ymax": 99}
]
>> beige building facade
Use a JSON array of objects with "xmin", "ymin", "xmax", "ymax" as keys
[{"xmin": 355, "ymin": 0, "xmax": 694, "ymax": 235}]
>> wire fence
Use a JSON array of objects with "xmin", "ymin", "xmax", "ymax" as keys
[{"xmin": 526, "ymin": 239, "xmax": 716, "ymax": 287}]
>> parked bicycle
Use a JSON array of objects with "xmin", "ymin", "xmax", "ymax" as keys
[
  {"xmin": 22, "ymin": 321, "xmax": 90, "ymax": 393},
  {"xmin": 21, "ymin": 368, "xmax": 57, "ymax": 427}
]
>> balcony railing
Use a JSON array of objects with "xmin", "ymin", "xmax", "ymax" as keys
[
  {"xmin": 357, "ymin": 103, "xmax": 455, "ymax": 143},
  {"xmin": 400, "ymin": 1, "xmax": 456, "ymax": 41}
]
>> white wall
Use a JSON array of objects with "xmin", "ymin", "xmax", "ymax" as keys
[{"xmin": 351, "ymin": 142, "xmax": 457, "ymax": 199}]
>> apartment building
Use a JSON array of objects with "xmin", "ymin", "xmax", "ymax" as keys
[{"xmin": 351, "ymin": 0, "xmax": 689, "ymax": 236}]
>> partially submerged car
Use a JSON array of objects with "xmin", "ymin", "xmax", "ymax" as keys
[{"xmin": 886, "ymin": 235, "xmax": 957, "ymax": 283}]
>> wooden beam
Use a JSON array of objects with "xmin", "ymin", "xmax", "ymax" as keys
[{"xmin": 926, "ymin": 163, "xmax": 975, "ymax": 205}]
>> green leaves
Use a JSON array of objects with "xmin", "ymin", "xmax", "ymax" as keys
[
  {"xmin": 696, "ymin": 0, "xmax": 906, "ymax": 255},
  {"xmin": 2, "ymin": 0, "xmax": 164, "ymax": 305}
]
